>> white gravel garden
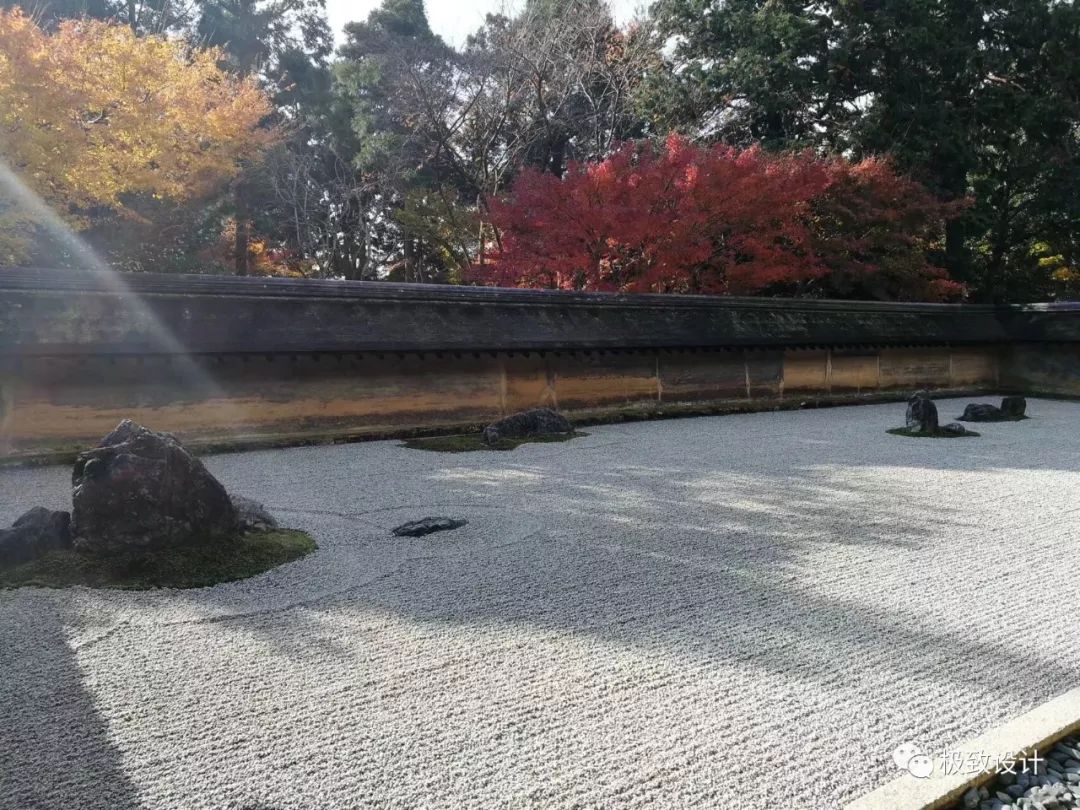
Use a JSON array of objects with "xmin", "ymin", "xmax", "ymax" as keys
[{"xmin": 2, "ymin": 396, "xmax": 1078, "ymax": 810}]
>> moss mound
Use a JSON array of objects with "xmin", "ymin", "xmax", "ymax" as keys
[
  {"xmin": 887, "ymin": 427, "xmax": 981, "ymax": 439},
  {"xmin": 0, "ymin": 528, "xmax": 316, "ymax": 590},
  {"xmin": 401, "ymin": 431, "xmax": 587, "ymax": 453}
]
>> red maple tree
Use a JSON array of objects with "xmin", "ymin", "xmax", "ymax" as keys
[{"xmin": 475, "ymin": 135, "xmax": 964, "ymax": 301}]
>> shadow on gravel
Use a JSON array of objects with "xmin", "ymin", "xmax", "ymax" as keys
[
  {"xmin": 187, "ymin": 397, "xmax": 1080, "ymax": 699},
  {"xmin": 0, "ymin": 607, "xmax": 141, "ymax": 810}
]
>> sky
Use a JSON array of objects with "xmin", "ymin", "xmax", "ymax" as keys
[{"xmin": 325, "ymin": 0, "xmax": 644, "ymax": 48}]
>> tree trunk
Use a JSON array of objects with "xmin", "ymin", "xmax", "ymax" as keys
[
  {"xmin": 403, "ymin": 230, "xmax": 416, "ymax": 282},
  {"xmin": 941, "ymin": 165, "xmax": 970, "ymax": 290},
  {"xmin": 986, "ymin": 185, "xmax": 1013, "ymax": 303},
  {"xmin": 945, "ymin": 217, "xmax": 966, "ymax": 279},
  {"xmin": 234, "ymin": 184, "xmax": 250, "ymax": 276}
]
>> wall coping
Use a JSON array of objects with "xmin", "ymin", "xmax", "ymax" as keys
[
  {"xmin": 1, "ymin": 268, "xmax": 1076, "ymax": 356},
  {"xmin": 5, "ymin": 267, "xmax": 1077, "ymax": 312}
]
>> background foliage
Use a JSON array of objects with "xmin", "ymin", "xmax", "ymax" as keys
[{"xmin": 0, "ymin": 0, "xmax": 1077, "ymax": 302}]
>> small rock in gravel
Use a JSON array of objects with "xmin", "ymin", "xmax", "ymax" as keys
[
  {"xmin": 965, "ymin": 787, "xmax": 983, "ymax": 808},
  {"xmin": 391, "ymin": 517, "xmax": 468, "ymax": 537},
  {"xmin": 0, "ymin": 506, "xmax": 72, "ymax": 566},
  {"xmin": 960, "ymin": 403, "xmax": 1005, "ymax": 422},
  {"xmin": 943, "ymin": 422, "xmax": 969, "ymax": 436},
  {"xmin": 482, "ymin": 408, "xmax": 573, "ymax": 446},
  {"xmin": 231, "ymin": 495, "xmax": 279, "ymax": 532},
  {"xmin": 1000, "ymin": 396, "xmax": 1027, "ymax": 418}
]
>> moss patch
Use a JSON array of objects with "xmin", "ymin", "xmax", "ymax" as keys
[
  {"xmin": 401, "ymin": 431, "xmax": 587, "ymax": 453},
  {"xmin": 0, "ymin": 529, "xmax": 316, "ymax": 590},
  {"xmin": 887, "ymin": 427, "xmax": 981, "ymax": 439}
]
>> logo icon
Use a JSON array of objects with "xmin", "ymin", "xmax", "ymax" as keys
[{"xmin": 893, "ymin": 742, "xmax": 933, "ymax": 778}]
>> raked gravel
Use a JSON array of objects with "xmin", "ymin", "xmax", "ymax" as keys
[{"xmin": 2, "ymin": 397, "xmax": 1079, "ymax": 810}]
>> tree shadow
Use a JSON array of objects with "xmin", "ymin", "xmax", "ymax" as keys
[
  {"xmin": 0, "ymin": 597, "xmax": 142, "ymax": 810},
  {"xmin": 183, "ymin": 395, "xmax": 1080, "ymax": 696},
  {"xmin": 335, "ymin": 465, "xmax": 1075, "ymax": 697}
]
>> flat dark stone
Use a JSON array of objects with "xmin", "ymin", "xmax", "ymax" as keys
[
  {"xmin": 959, "ymin": 403, "xmax": 1005, "ymax": 422},
  {"xmin": 391, "ymin": 517, "xmax": 468, "ymax": 538}
]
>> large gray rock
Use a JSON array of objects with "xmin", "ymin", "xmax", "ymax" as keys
[
  {"xmin": 483, "ymin": 408, "xmax": 573, "ymax": 446},
  {"xmin": 0, "ymin": 507, "xmax": 71, "ymax": 566},
  {"xmin": 905, "ymin": 391, "xmax": 939, "ymax": 433},
  {"xmin": 960, "ymin": 403, "xmax": 1004, "ymax": 422},
  {"xmin": 1000, "ymin": 396, "xmax": 1027, "ymax": 418},
  {"xmin": 71, "ymin": 420, "xmax": 238, "ymax": 553}
]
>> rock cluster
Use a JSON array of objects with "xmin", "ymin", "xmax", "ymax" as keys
[
  {"xmin": 959, "ymin": 396, "xmax": 1028, "ymax": 422},
  {"xmin": 1, "ymin": 420, "xmax": 277, "ymax": 567},
  {"xmin": 483, "ymin": 408, "xmax": 573, "ymax": 445},
  {"xmin": 949, "ymin": 732, "xmax": 1080, "ymax": 810},
  {"xmin": 895, "ymin": 391, "xmax": 1031, "ymax": 436}
]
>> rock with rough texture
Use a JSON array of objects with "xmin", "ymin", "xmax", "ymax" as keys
[
  {"xmin": 1000, "ymin": 395, "xmax": 1027, "ymax": 418},
  {"xmin": 482, "ymin": 408, "xmax": 573, "ymax": 446},
  {"xmin": 392, "ymin": 517, "xmax": 468, "ymax": 537},
  {"xmin": 942, "ymin": 422, "xmax": 968, "ymax": 436},
  {"xmin": 231, "ymin": 495, "xmax": 279, "ymax": 532},
  {"xmin": 0, "ymin": 507, "xmax": 71, "ymax": 566},
  {"xmin": 905, "ymin": 391, "xmax": 939, "ymax": 433},
  {"xmin": 960, "ymin": 403, "xmax": 1004, "ymax": 422},
  {"xmin": 71, "ymin": 420, "xmax": 237, "ymax": 553}
]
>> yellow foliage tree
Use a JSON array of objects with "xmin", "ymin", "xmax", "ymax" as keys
[{"xmin": 0, "ymin": 9, "xmax": 273, "ymax": 264}]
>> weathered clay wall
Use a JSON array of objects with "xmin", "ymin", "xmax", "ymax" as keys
[
  {"xmin": 2, "ymin": 268, "xmax": 1075, "ymax": 461},
  {"xmin": 1001, "ymin": 343, "xmax": 1080, "ymax": 397},
  {"xmin": 0, "ymin": 345, "xmax": 1002, "ymax": 460}
]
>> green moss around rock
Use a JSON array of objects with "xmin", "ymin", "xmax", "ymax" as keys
[
  {"xmin": 0, "ymin": 528, "xmax": 316, "ymax": 590},
  {"xmin": 400, "ymin": 431, "xmax": 587, "ymax": 453},
  {"xmin": 887, "ymin": 427, "xmax": 981, "ymax": 439}
]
